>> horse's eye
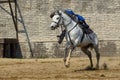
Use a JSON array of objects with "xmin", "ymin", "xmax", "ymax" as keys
[{"xmin": 57, "ymin": 17, "xmax": 59, "ymax": 20}]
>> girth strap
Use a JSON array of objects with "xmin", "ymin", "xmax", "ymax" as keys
[
  {"xmin": 80, "ymin": 32, "xmax": 85, "ymax": 43},
  {"xmin": 67, "ymin": 23, "xmax": 78, "ymax": 46}
]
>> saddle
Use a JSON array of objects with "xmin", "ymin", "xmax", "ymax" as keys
[
  {"xmin": 85, "ymin": 28, "xmax": 93, "ymax": 34},
  {"xmin": 78, "ymin": 23, "xmax": 93, "ymax": 34}
]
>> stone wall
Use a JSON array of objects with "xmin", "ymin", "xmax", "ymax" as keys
[{"xmin": 0, "ymin": 0, "xmax": 120, "ymax": 58}]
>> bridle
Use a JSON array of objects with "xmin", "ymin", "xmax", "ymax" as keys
[
  {"xmin": 51, "ymin": 11, "xmax": 63, "ymax": 29},
  {"xmin": 52, "ymin": 11, "xmax": 73, "ymax": 29},
  {"xmin": 52, "ymin": 17, "xmax": 62, "ymax": 28}
]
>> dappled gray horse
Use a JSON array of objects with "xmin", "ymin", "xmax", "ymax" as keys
[{"xmin": 50, "ymin": 10, "xmax": 100, "ymax": 69}]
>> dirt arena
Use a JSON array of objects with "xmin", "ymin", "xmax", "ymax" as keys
[{"xmin": 0, "ymin": 57, "xmax": 119, "ymax": 80}]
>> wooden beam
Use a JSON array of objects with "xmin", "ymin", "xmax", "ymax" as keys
[{"xmin": 0, "ymin": 0, "xmax": 14, "ymax": 3}]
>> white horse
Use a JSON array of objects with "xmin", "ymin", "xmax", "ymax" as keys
[{"xmin": 50, "ymin": 10, "xmax": 100, "ymax": 69}]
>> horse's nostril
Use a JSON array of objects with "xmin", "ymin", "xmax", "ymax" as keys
[
  {"xmin": 51, "ymin": 26, "xmax": 54, "ymax": 28},
  {"xmin": 51, "ymin": 26, "xmax": 54, "ymax": 29},
  {"xmin": 51, "ymin": 26, "xmax": 54, "ymax": 30}
]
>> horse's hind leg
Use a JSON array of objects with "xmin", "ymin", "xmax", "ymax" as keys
[
  {"xmin": 63, "ymin": 47, "xmax": 68, "ymax": 65},
  {"xmin": 81, "ymin": 47, "xmax": 93, "ymax": 68},
  {"xmin": 93, "ymin": 45, "xmax": 100, "ymax": 69}
]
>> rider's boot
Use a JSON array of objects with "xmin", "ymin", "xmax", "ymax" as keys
[{"xmin": 57, "ymin": 30, "xmax": 66, "ymax": 44}]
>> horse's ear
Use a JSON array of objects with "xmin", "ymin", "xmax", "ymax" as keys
[{"xmin": 57, "ymin": 10, "xmax": 62, "ymax": 16}]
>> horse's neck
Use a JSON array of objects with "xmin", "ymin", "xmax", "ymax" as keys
[
  {"xmin": 66, "ymin": 21, "xmax": 77, "ymax": 31},
  {"xmin": 62, "ymin": 13, "xmax": 82, "ymax": 32}
]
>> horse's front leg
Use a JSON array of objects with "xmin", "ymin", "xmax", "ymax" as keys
[{"xmin": 65, "ymin": 47, "xmax": 74, "ymax": 68}]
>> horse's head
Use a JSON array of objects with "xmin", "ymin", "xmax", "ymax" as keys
[{"xmin": 50, "ymin": 10, "xmax": 63, "ymax": 30}]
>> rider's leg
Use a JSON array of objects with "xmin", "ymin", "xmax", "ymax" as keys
[
  {"xmin": 57, "ymin": 30, "xmax": 66, "ymax": 44},
  {"xmin": 82, "ymin": 20, "xmax": 89, "ymax": 28},
  {"xmin": 79, "ymin": 20, "xmax": 89, "ymax": 33}
]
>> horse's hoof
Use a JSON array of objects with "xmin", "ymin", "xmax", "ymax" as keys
[
  {"xmin": 96, "ymin": 65, "xmax": 99, "ymax": 70},
  {"xmin": 65, "ymin": 62, "xmax": 70, "ymax": 68},
  {"xmin": 65, "ymin": 64, "xmax": 70, "ymax": 68},
  {"xmin": 95, "ymin": 67, "xmax": 99, "ymax": 70},
  {"xmin": 85, "ymin": 66, "xmax": 93, "ymax": 70}
]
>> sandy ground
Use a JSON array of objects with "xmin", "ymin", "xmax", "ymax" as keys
[{"xmin": 0, "ymin": 57, "xmax": 119, "ymax": 80}]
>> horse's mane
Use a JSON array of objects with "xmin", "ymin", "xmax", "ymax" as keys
[
  {"xmin": 50, "ymin": 11, "xmax": 56, "ymax": 18},
  {"xmin": 63, "ymin": 10, "xmax": 78, "ymax": 23},
  {"xmin": 50, "ymin": 10, "xmax": 61, "ymax": 18}
]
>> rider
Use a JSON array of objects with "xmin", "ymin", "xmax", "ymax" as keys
[
  {"xmin": 64, "ymin": 9, "xmax": 89, "ymax": 31},
  {"xmin": 50, "ymin": 9, "xmax": 90, "ymax": 44}
]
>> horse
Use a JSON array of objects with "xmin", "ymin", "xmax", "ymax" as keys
[{"xmin": 50, "ymin": 10, "xmax": 100, "ymax": 69}]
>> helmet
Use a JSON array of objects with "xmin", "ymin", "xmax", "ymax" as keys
[{"xmin": 65, "ymin": 9, "xmax": 75, "ymax": 15}]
